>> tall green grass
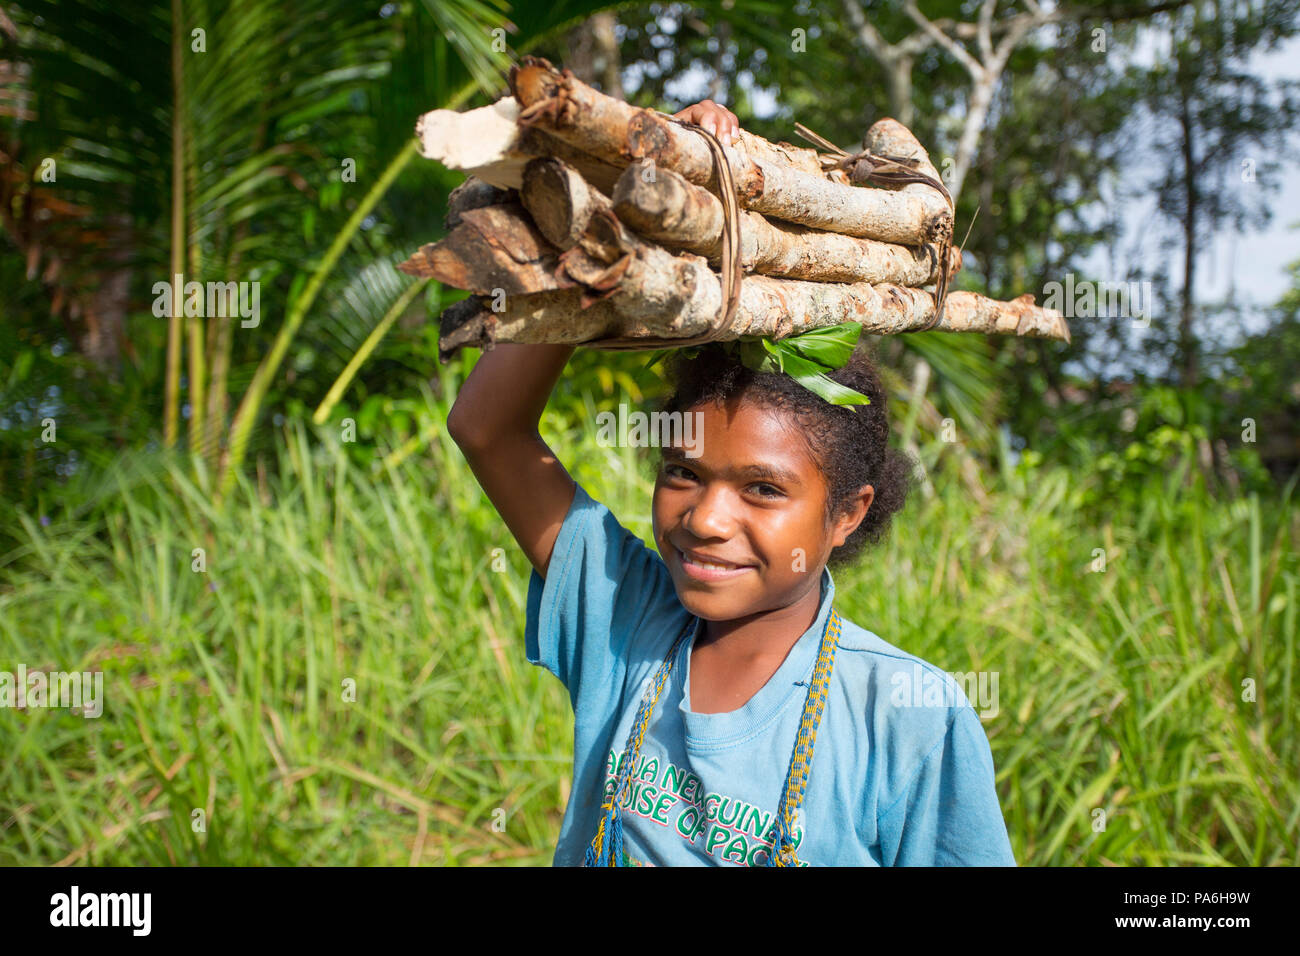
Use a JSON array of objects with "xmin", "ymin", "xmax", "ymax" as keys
[{"xmin": 1, "ymin": 393, "xmax": 1296, "ymax": 865}]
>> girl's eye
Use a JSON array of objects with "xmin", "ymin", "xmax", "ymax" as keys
[{"xmin": 662, "ymin": 465, "xmax": 782, "ymax": 499}]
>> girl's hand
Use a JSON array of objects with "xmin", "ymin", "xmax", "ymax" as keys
[{"xmin": 672, "ymin": 99, "xmax": 740, "ymax": 145}]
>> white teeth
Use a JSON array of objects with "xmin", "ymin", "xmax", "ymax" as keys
[{"xmin": 682, "ymin": 550, "xmax": 740, "ymax": 571}]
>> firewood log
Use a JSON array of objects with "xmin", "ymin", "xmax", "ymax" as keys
[
  {"xmin": 610, "ymin": 158, "xmax": 959, "ymax": 286},
  {"xmin": 508, "ymin": 57, "xmax": 952, "ymax": 246}
]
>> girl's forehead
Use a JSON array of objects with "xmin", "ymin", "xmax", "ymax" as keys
[
  {"xmin": 685, "ymin": 395, "xmax": 799, "ymax": 433},
  {"xmin": 662, "ymin": 403, "xmax": 821, "ymax": 482}
]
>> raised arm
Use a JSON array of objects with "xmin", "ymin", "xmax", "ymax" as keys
[{"xmin": 446, "ymin": 342, "xmax": 577, "ymax": 578}]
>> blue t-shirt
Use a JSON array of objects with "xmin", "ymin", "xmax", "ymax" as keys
[{"xmin": 525, "ymin": 483, "xmax": 1016, "ymax": 867}]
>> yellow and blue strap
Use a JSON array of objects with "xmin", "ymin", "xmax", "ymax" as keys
[
  {"xmin": 586, "ymin": 608, "xmax": 842, "ymax": 868},
  {"xmin": 763, "ymin": 607, "xmax": 841, "ymax": 866}
]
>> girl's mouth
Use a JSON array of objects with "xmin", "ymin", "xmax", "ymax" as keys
[{"xmin": 676, "ymin": 548, "xmax": 756, "ymax": 582}]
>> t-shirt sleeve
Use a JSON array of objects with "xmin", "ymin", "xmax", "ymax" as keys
[
  {"xmin": 876, "ymin": 706, "xmax": 1017, "ymax": 866},
  {"xmin": 524, "ymin": 482, "xmax": 682, "ymax": 711}
]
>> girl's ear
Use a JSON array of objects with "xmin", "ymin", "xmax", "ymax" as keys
[{"xmin": 831, "ymin": 484, "xmax": 874, "ymax": 547}]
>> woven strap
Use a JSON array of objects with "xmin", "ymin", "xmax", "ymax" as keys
[
  {"xmin": 580, "ymin": 119, "xmax": 743, "ymax": 353},
  {"xmin": 764, "ymin": 608, "xmax": 841, "ymax": 867},
  {"xmin": 585, "ymin": 607, "xmax": 842, "ymax": 868}
]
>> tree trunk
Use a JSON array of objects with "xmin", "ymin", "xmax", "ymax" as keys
[
  {"xmin": 566, "ymin": 12, "xmax": 624, "ymax": 100},
  {"xmin": 889, "ymin": 56, "xmax": 915, "ymax": 131},
  {"xmin": 1179, "ymin": 83, "xmax": 1198, "ymax": 387},
  {"xmin": 81, "ymin": 212, "xmax": 132, "ymax": 376}
]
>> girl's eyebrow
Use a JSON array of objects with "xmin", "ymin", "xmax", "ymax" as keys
[{"xmin": 662, "ymin": 448, "xmax": 804, "ymax": 486}]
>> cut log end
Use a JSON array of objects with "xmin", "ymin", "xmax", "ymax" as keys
[
  {"xmin": 437, "ymin": 297, "xmax": 492, "ymax": 362},
  {"xmin": 445, "ymin": 177, "xmax": 515, "ymax": 231},
  {"xmin": 521, "ymin": 158, "xmax": 595, "ymax": 249}
]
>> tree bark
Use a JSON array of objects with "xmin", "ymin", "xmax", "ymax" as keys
[
  {"xmin": 400, "ymin": 202, "xmax": 561, "ymax": 297},
  {"xmin": 611, "ymin": 158, "xmax": 959, "ymax": 285},
  {"xmin": 438, "ymin": 282, "xmax": 1067, "ymax": 360},
  {"xmin": 863, "ymin": 117, "xmax": 951, "ymax": 210},
  {"xmin": 444, "ymin": 177, "xmax": 515, "ymax": 231},
  {"xmin": 81, "ymin": 211, "xmax": 132, "ymax": 375},
  {"xmin": 505, "ymin": 57, "xmax": 952, "ymax": 245},
  {"xmin": 1178, "ymin": 82, "xmax": 1198, "ymax": 386},
  {"xmin": 405, "ymin": 187, "xmax": 1064, "ymax": 358},
  {"xmin": 566, "ymin": 12, "xmax": 625, "ymax": 100}
]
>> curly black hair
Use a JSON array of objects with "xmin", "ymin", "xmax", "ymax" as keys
[{"xmin": 653, "ymin": 340, "xmax": 916, "ymax": 570}]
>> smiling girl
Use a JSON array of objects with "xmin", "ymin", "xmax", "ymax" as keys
[
  {"xmin": 448, "ymin": 339, "xmax": 1015, "ymax": 868},
  {"xmin": 444, "ymin": 101, "xmax": 1016, "ymax": 868}
]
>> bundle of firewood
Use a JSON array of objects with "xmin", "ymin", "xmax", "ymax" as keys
[{"xmin": 402, "ymin": 56, "xmax": 1069, "ymax": 361}]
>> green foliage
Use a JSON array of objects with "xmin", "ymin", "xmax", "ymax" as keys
[
  {"xmin": 2, "ymin": 0, "xmax": 1298, "ymax": 869},
  {"xmin": 1, "ymin": 409, "xmax": 1294, "ymax": 865},
  {"xmin": 1023, "ymin": 378, "xmax": 1275, "ymax": 518},
  {"xmin": 0, "ymin": 0, "xmax": 631, "ymax": 500},
  {"xmin": 0, "ymin": 317, "xmax": 161, "ymax": 549}
]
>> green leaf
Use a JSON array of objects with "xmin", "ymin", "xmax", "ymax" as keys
[
  {"xmin": 777, "ymin": 351, "xmax": 872, "ymax": 408},
  {"xmin": 781, "ymin": 322, "xmax": 862, "ymax": 369},
  {"xmin": 641, "ymin": 349, "xmax": 671, "ymax": 372},
  {"xmin": 8, "ymin": 350, "xmax": 35, "ymax": 388},
  {"xmin": 748, "ymin": 338, "xmax": 783, "ymax": 373}
]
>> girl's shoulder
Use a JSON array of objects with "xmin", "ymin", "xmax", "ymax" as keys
[
  {"xmin": 831, "ymin": 614, "xmax": 985, "ymax": 724},
  {"xmin": 828, "ymin": 616, "xmax": 996, "ymax": 804}
]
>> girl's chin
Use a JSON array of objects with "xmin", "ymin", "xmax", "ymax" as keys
[{"xmin": 673, "ymin": 585, "xmax": 756, "ymax": 619}]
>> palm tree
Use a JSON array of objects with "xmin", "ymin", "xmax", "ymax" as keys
[{"xmin": 1, "ymin": 0, "xmax": 625, "ymax": 499}]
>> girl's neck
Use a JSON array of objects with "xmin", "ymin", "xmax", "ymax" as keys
[{"xmin": 698, "ymin": 581, "xmax": 823, "ymax": 664}]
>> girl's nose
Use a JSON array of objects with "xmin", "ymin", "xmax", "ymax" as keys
[{"xmin": 681, "ymin": 484, "xmax": 737, "ymax": 540}]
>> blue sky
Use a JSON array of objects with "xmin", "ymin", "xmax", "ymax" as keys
[{"xmin": 1183, "ymin": 37, "xmax": 1299, "ymax": 315}]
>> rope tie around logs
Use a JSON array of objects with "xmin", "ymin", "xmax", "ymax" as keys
[
  {"xmin": 519, "ymin": 74, "xmax": 742, "ymax": 351},
  {"xmin": 794, "ymin": 121, "xmax": 955, "ymax": 331},
  {"xmin": 576, "ymin": 119, "xmax": 743, "ymax": 352}
]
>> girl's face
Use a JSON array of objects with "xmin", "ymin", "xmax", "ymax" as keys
[{"xmin": 652, "ymin": 396, "xmax": 873, "ymax": 623}]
